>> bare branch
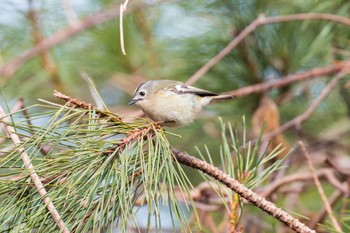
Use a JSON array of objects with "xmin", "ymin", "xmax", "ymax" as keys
[
  {"xmin": 0, "ymin": 106, "xmax": 70, "ymax": 233},
  {"xmin": 309, "ymin": 190, "xmax": 344, "ymax": 229},
  {"xmin": 260, "ymin": 168, "xmax": 348, "ymax": 197},
  {"xmin": 53, "ymin": 90, "xmax": 122, "ymax": 122},
  {"xmin": 299, "ymin": 141, "xmax": 342, "ymax": 232},
  {"xmin": 186, "ymin": 13, "xmax": 350, "ymax": 85},
  {"xmin": 260, "ymin": 67, "xmax": 350, "ymax": 143},
  {"xmin": 172, "ymin": 148, "xmax": 316, "ymax": 233},
  {"xmin": 53, "ymin": 90, "xmax": 93, "ymax": 110},
  {"xmin": 325, "ymin": 156, "xmax": 350, "ymax": 177},
  {"xmin": 27, "ymin": 0, "xmax": 62, "ymax": 90},
  {"xmin": 223, "ymin": 61, "xmax": 349, "ymax": 97}
]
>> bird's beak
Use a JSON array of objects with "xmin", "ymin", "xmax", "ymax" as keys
[{"xmin": 128, "ymin": 98, "xmax": 138, "ymax": 105}]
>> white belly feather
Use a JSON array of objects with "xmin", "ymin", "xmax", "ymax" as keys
[{"xmin": 139, "ymin": 91, "xmax": 210, "ymax": 126}]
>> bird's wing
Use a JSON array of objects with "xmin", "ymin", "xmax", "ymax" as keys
[{"xmin": 170, "ymin": 84, "xmax": 218, "ymax": 97}]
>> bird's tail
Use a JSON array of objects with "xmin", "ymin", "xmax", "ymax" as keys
[{"xmin": 210, "ymin": 94, "xmax": 236, "ymax": 103}]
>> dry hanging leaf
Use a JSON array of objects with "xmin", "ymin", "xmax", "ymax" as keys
[{"xmin": 252, "ymin": 96, "xmax": 289, "ymax": 159}]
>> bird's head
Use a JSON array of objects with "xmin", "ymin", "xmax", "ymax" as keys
[{"xmin": 128, "ymin": 80, "xmax": 176, "ymax": 106}]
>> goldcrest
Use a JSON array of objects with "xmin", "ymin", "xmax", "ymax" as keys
[{"xmin": 129, "ymin": 80, "xmax": 234, "ymax": 127}]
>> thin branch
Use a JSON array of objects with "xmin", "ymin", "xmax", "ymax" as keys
[
  {"xmin": 259, "ymin": 68, "xmax": 350, "ymax": 143},
  {"xmin": 172, "ymin": 149, "xmax": 316, "ymax": 233},
  {"xmin": 0, "ymin": 106, "xmax": 69, "ymax": 233},
  {"xmin": 309, "ymin": 190, "xmax": 344, "ymax": 229},
  {"xmin": 260, "ymin": 168, "xmax": 348, "ymax": 197},
  {"xmin": 53, "ymin": 90, "xmax": 122, "ymax": 121},
  {"xmin": 18, "ymin": 97, "xmax": 52, "ymax": 156},
  {"xmin": 299, "ymin": 141, "xmax": 342, "ymax": 232},
  {"xmin": 325, "ymin": 156, "xmax": 350, "ymax": 177},
  {"xmin": 53, "ymin": 90, "xmax": 94, "ymax": 109},
  {"xmin": 27, "ymin": 0, "xmax": 62, "ymax": 90},
  {"xmin": 186, "ymin": 13, "xmax": 350, "ymax": 85},
  {"xmin": 116, "ymin": 125, "xmax": 156, "ymax": 153},
  {"xmin": 222, "ymin": 61, "xmax": 349, "ymax": 97}
]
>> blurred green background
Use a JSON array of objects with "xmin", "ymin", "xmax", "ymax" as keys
[{"xmin": 1, "ymin": 0, "xmax": 350, "ymax": 232}]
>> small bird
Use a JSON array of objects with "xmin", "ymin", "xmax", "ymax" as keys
[{"xmin": 129, "ymin": 80, "xmax": 234, "ymax": 127}]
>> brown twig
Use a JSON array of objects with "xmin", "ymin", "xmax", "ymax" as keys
[
  {"xmin": 53, "ymin": 90, "xmax": 94, "ymax": 109},
  {"xmin": 18, "ymin": 97, "xmax": 51, "ymax": 156},
  {"xmin": 0, "ymin": 106, "xmax": 69, "ymax": 232},
  {"xmin": 325, "ymin": 156, "xmax": 350, "ymax": 177},
  {"xmin": 53, "ymin": 90, "xmax": 122, "ymax": 121},
  {"xmin": 260, "ymin": 168, "xmax": 348, "ymax": 197},
  {"xmin": 309, "ymin": 190, "xmax": 344, "ymax": 229},
  {"xmin": 259, "ymin": 68, "xmax": 350, "ymax": 143},
  {"xmin": 186, "ymin": 13, "xmax": 350, "ymax": 85},
  {"xmin": 222, "ymin": 61, "xmax": 349, "ymax": 97},
  {"xmin": 172, "ymin": 148, "xmax": 316, "ymax": 233},
  {"xmin": 117, "ymin": 126, "xmax": 154, "ymax": 153},
  {"xmin": 27, "ymin": 0, "xmax": 62, "ymax": 90},
  {"xmin": 299, "ymin": 141, "xmax": 342, "ymax": 232}
]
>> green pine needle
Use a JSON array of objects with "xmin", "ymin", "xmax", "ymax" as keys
[{"xmin": 0, "ymin": 99, "xmax": 193, "ymax": 232}]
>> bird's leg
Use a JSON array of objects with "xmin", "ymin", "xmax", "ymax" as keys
[{"xmin": 151, "ymin": 121, "xmax": 165, "ymax": 129}]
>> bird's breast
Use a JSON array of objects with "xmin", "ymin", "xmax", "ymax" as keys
[{"xmin": 138, "ymin": 91, "xmax": 204, "ymax": 126}]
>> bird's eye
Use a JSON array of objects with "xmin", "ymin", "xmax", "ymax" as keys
[{"xmin": 139, "ymin": 91, "xmax": 146, "ymax": 97}]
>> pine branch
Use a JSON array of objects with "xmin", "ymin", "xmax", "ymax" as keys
[
  {"xmin": 53, "ymin": 90, "xmax": 122, "ymax": 121},
  {"xmin": 52, "ymin": 91, "xmax": 316, "ymax": 232},
  {"xmin": 0, "ymin": 106, "xmax": 70, "ymax": 233},
  {"xmin": 171, "ymin": 149, "xmax": 316, "ymax": 233}
]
